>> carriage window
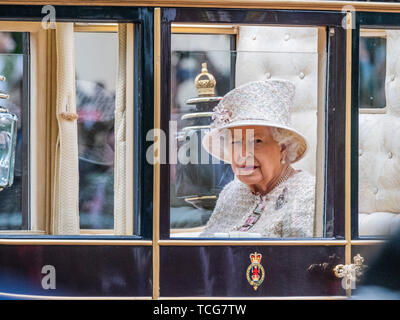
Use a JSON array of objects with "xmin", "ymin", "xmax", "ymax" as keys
[
  {"xmin": 169, "ymin": 26, "xmax": 327, "ymax": 239},
  {"xmin": 359, "ymin": 30, "xmax": 386, "ymax": 110},
  {"xmin": 0, "ymin": 22, "xmax": 135, "ymax": 237},
  {"xmin": 75, "ymin": 24, "xmax": 134, "ymax": 235},
  {"xmin": 75, "ymin": 31, "xmax": 117, "ymax": 231},
  {"xmin": 358, "ymin": 29, "xmax": 400, "ymax": 237},
  {"xmin": 0, "ymin": 32, "xmax": 28, "ymax": 231}
]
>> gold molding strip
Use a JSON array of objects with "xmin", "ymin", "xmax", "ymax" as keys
[
  {"xmin": 171, "ymin": 25, "xmax": 238, "ymax": 34},
  {"xmin": 159, "ymin": 295, "xmax": 347, "ymax": 300},
  {"xmin": 158, "ymin": 240, "xmax": 348, "ymax": 246},
  {"xmin": 350, "ymin": 240, "xmax": 386, "ymax": 245},
  {"xmin": 2, "ymin": 1, "xmax": 400, "ymax": 13},
  {"xmin": 0, "ymin": 240, "xmax": 153, "ymax": 246},
  {"xmin": 359, "ymin": 107, "xmax": 387, "ymax": 114},
  {"xmin": 345, "ymin": 11, "xmax": 352, "ymax": 248},
  {"xmin": 153, "ymin": 7, "xmax": 161, "ymax": 301},
  {"xmin": 46, "ymin": 27, "xmax": 57, "ymax": 234},
  {"xmin": 74, "ymin": 23, "xmax": 118, "ymax": 32},
  {"xmin": 345, "ymin": 11, "xmax": 353, "ymax": 298},
  {"xmin": 360, "ymin": 28, "xmax": 387, "ymax": 38},
  {"xmin": 74, "ymin": 24, "xmax": 118, "ymax": 33}
]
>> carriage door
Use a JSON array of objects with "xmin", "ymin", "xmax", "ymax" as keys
[
  {"xmin": 152, "ymin": 7, "xmax": 355, "ymax": 299},
  {"xmin": 0, "ymin": 6, "xmax": 154, "ymax": 299},
  {"xmin": 347, "ymin": 11, "xmax": 400, "ymax": 298}
]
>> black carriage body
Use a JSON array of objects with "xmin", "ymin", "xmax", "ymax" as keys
[{"xmin": 0, "ymin": 2, "xmax": 394, "ymax": 299}]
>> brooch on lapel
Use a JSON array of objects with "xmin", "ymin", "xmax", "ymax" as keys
[{"xmin": 275, "ymin": 187, "xmax": 288, "ymax": 210}]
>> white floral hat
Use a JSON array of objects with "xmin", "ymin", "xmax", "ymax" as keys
[{"xmin": 202, "ymin": 79, "xmax": 308, "ymax": 163}]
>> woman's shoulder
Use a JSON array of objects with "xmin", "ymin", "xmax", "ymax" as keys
[
  {"xmin": 288, "ymin": 169, "xmax": 316, "ymax": 199},
  {"xmin": 291, "ymin": 169, "xmax": 315, "ymax": 187},
  {"xmin": 216, "ymin": 178, "xmax": 254, "ymax": 207}
]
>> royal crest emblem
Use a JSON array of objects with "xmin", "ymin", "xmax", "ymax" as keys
[{"xmin": 246, "ymin": 252, "xmax": 265, "ymax": 291}]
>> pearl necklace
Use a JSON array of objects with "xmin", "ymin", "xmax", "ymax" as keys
[
  {"xmin": 233, "ymin": 166, "xmax": 294, "ymax": 232},
  {"xmin": 254, "ymin": 165, "xmax": 294, "ymax": 197}
]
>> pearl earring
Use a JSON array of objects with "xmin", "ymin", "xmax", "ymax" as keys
[{"xmin": 281, "ymin": 159, "xmax": 286, "ymax": 164}]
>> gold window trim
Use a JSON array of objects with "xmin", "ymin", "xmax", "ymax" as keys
[
  {"xmin": 0, "ymin": 3, "xmax": 390, "ymax": 302},
  {"xmin": 2, "ymin": 1, "xmax": 400, "ymax": 13},
  {"xmin": 151, "ymin": 8, "xmax": 383, "ymax": 300},
  {"xmin": 0, "ymin": 22, "xmax": 49, "ymax": 233},
  {"xmin": 0, "ymin": 22, "xmax": 136, "ymax": 237}
]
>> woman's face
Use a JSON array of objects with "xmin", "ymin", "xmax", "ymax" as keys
[{"xmin": 229, "ymin": 126, "xmax": 286, "ymax": 188}]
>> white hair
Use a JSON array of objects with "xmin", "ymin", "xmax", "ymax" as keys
[{"xmin": 269, "ymin": 127, "xmax": 300, "ymax": 163}]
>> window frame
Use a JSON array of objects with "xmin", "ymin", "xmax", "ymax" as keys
[
  {"xmin": 73, "ymin": 23, "xmax": 135, "ymax": 235},
  {"xmin": 358, "ymin": 28, "xmax": 387, "ymax": 114},
  {"xmin": 0, "ymin": 5, "xmax": 154, "ymax": 241},
  {"xmin": 158, "ymin": 8, "xmax": 348, "ymax": 241},
  {"xmin": 0, "ymin": 22, "xmax": 47, "ymax": 234},
  {"xmin": 169, "ymin": 27, "xmax": 237, "ymax": 237},
  {"xmin": 352, "ymin": 11, "xmax": 400, "ymax": 240}
]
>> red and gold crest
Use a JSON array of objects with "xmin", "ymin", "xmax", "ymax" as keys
[{"xmin": 246, "ymin": 252, "xmax": 265, "ymax": 291}]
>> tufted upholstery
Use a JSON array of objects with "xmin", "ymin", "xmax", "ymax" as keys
[
  {"xmin": 172, "ymin": 26, "xmax": 400, "ymax": 238},
  {"xmin": 235, "ymin": 26, "xmax": 325, "ymax": 236},
  {"xmin": 235, "ymin": 26, "xmax": 400, "ymax": 237},
  {"xmin": 235, "ymin": 26, "xmax": 320, "ymax": 176},
  {"xmin": 358, "ymin": 30, "xmax": 400, "ymax": 236}
]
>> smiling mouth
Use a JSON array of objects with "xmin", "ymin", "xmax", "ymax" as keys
[{"xmin": 238, "ymin": 165, "xmax": 260, "ymax": 172}]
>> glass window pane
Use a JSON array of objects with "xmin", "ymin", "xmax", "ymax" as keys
[
  {"xmin": 359, "ymin": 36, "xmax": 386, "ymax": 109},
  {"xmin": 169, "ymin": 26, "xmax": 327, "ymax": 239},
  {"xmin": 75, "ymin": 31, "xmax": 117, "ymax": 230},
  {"xmin": 358, "ymin": 29, "xmax": 400, "ymax": 237},
  {"xmin": 0, "ymin": 32, "xmax": 27, "ymax": 230}
]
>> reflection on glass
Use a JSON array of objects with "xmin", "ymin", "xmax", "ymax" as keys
[
  {"xmin": 75, "ymin": 32, "xmax": 117, "ymax": 229},
  {"xmin": 358, "ymin": 30, "xmax": 400, "ymax": 237},
  {"xmin": 170, "ymin": 40, "xmax": 324, "ymax": 238},
  {"xmin": 170, "ymin": 33, "xmax": 235, "ymax": 235},
  {"xmin": 0, "ymin": 109, "xmax": 18, "ymax": 188},
  {"xmin": 359, "ymin": 36, "xmax": 386, "ymax": 109},
  {"xmin": 0, "ymin": 32, "xmax": 25, "ymax": 230}
]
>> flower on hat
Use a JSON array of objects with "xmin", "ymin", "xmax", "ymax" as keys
[
  {"xmin": 211, "ymin": 103, "xmax": 237, "ymax": 129},
  {"xmin": 203, "ymin": 79, "xmax": 308, "ymax": 164}
]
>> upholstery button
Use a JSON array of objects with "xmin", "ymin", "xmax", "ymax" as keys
[
  {"xmin": 265, "ymin": 72, "xmax": 271, "ymax": 79},
  {"xmin": 299, "ymin": 72, "xmax": 305, "ymax": 79},
  {"xmin": 284, "ymin": 33, "xmax": 290, "ymax": 41},
  {"xmin": 388, "ymin": 152, "xmax": 393, "ymax": 159},
  {"xmin": 359, "ymin": 149, "xmax": 363, "ymax": 156},
  {"xmin": 373, "ymin": 187, "xmax": 378, "ymax": 195}
]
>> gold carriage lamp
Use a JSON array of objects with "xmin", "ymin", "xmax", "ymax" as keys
[
  {"xmin": 177, "ymin": 62, "xmax": 227, "ymax": 212},
  {"xmin": 194, "ymin": 62, "xmax": 216, "ymax": 97},
  {"xmin": 0, "ymin": 75, "xmax": 18, "ymax": 191}
]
